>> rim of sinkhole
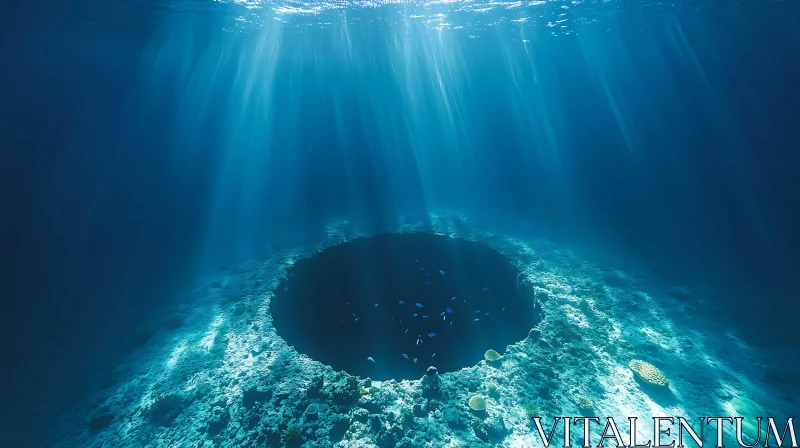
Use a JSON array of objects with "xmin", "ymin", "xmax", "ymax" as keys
[{"xmin": 270, "ymin": 232, "xmax": 541, "ymax": 380}]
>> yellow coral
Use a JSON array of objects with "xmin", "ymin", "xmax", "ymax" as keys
[
  {"xmin": 484, "ymin": 349, "xmax": 503, "ymax": 361},
  {"xmin": 629, "ymin": 360, "xmax": 669, "ymax": 387},
  {"xmin": 575, "ymin": 395, "xmax": 594, "ymax": 410},
  {"xmin": 468, "ymin": 395, "xmax": 487, "ymax": 411}
]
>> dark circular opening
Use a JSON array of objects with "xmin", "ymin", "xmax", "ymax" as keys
[{"xmin": 271, "ymin": 233, "xmax": 540, "ymax": 380}]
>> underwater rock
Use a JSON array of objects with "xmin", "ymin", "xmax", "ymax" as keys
[
  {"xmin": 143, "ymin": 393, "xmax": 188, "ymax": 426},
  {"xmin": 485, "ymin": 415, "xmax": 508, "ymax": 441},
  {"xmin": 206, "ymin": 405, "xmax": 230, "ymax": 435},
  {"xmin": 243, "ymin": 387, "xmax": 273, "ymax": 409},
  {"xmin": 528, "ymin": 328, "xmax": 541, "ymax": 340},
  {"xmin": 629, "ymin": 360, "xmax": 669, "ymax": 387},
  {"xmin": 88, "ymin": 413, "xmax": 114, "ymax": 431},
  {"xmin": 377, "ymin": 424, "xmax": 405, "ymax": 448}
]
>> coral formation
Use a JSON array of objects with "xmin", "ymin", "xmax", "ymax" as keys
[
  {"xmin": 468, "ymin": 395, "xmax": 487, "ymax": 411},
  {"xmin": 484, "ymin": 349, "xmax": 503, "ymax": 361},
  {"xmin": 629, "ymin": 360, "xmax": 669, "ymax": 387}
]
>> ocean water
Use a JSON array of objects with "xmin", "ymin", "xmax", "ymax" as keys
[{"xmin": 1, "ymin": 0, "xmax": 799, "ymax": 445}]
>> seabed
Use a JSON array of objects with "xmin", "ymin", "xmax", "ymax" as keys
[{"xmin": 50, "ymin": 213, "xmax": 795, "ymax": 447}]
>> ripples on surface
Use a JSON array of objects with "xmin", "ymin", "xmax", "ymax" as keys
[{"xmin": 70, "ymin": 0, "xmax": 782, "ymax": 37}]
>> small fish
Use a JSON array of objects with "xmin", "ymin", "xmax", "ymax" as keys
[
  {"xmin": 412, "ymin": 313, "xmax": 418, "ymax": 317},
  {"xmin": 446, "ymin": 308, "xmax": 452, "ymax": 313},
  {"xmin": 417, "ymin": 338, "xmax": 420, "ymax": 345},
  {"xmin": 451, "ymin": 296, "xmax": 456, "ymax": 301},
  {"xmin": 352, "ymin": 313, "xmax": 356, "ymax": 317},
  {"xmin": 428, "ymin": 332, "xmax": 436, "ymax": 337},
  {"xmin": 405, "ymin": 328, "xmax": 409, "ymax": 334},
  {"xmin": 399, "ymin": 300, "xmax": 405, "ymax": 304},
  {"xmin": 485, "ymin": 312, "xmax": 490, "ymax": 316},
  {"xmin": 424, "ymin": 272, "xmax": 431, "ymax": 277},
  {"xmin": 502, "ymin": 307, "xmax": 506, "ymax": 311},
  {"xmin": 450, "ymin": 322, "xmax": 453, "ymax": 325},
  {"xmin": 422, "ymin": 315, "xmax": 428, "ymax": 318},
  {"xmin": 439, "ymin": 270, "xmax": 445, "ymax": 275},
  {"xmin": 354, "ymin": 318, "xmax": 359, "ymax": 321},
  {"xmin": 415, "ymin": 303, "xmax": 423, "ymax": 308},
  {"xmin": 419, "ymin": 267, "xmax": 424, "ymax": 271},
  {"xmin": 402, "ymin": 353, "xmax": 409, "ymax": 359},
  {"xmin": 481, "ymin": 287, "xmax": 490, "ymax": 291},
  {"xmin": 443, "ymin": 315, "xmax": 446, "ymax": 321},
  {"xmin": 414, "ymin": 358, "xmax": 418, "ymax": 363},
  {"xmin": 367, "ymin": 357, "xmax": 375, "ymax": 362},
  {"xmin": 473, "ymin": 318, "xmax": 480, "ymax": 322},
  {"xmin": 423, "ymin": 281, "xmax": 430, "ymax": 285},
  {"xmin": 432, "ymin": 353, "xmax": 436, "ymax": 357},
  {"xmin": 374, "ymin": 303, "xmax": 379, "ymax": 307},
  {"xmin": 391, "ymin": 317, "xmax": 395, "ymax": 321},
  {"xmin": 439, "ymin": 312, "xmax": 445, "ymax": 316},
  {"xmin": 474, "ymin": 310, "xmax": 481, "ymax": 314}
]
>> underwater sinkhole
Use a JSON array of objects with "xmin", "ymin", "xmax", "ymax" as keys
[{"xmin": 271, "ymin": 233, "xmax": 540, "ymax": 380}]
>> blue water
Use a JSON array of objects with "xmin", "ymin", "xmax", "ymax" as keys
[{"xmin": 1, "ymin": 0, "xmax": 799, "ymax": 444}]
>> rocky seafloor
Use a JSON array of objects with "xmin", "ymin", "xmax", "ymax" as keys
[{"xmin": 49, "ymin": 213, "xmax": 796, "ymax": 447}]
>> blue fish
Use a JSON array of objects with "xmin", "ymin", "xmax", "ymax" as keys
[
  {"xmin": 402, "ymin": 353, "xmax": 409, "ymax": 359},
  {"xmin": 420, "ymin": 268, "xmax": 424, "ymax": 271},
  {"xmin": 354, "ymin": 318, "xmax": 359, "ymax": 321},
  {"xmin": 451, "ymin": 296, "xmax": 456, "ymax": 301},
  {"xmin": 446, "ymin": 308, "xmax": 452, "ymax": 313},
  {"xmin": 474, "ymin": 310, "xmax": 481, "ymax": 314},
  {"xmin": 424, "ymin": 272, "xmax": 431, "ymax": 276},
  {"xmin": 481, "ymin": 287, "xmax": 490, "ymax": 291},
  {"xmin": 428, "ymin": 332, "xmax": 436, "ymax": 337},
  {"xmin": 423, "ymin": 281, "xmax": 430, "ymax": 285},
  {"xmin": 485, "ymin": 312, "xmax": 490, "ymax": 316},
  {"xmin": 432, "ymin": 353, "xmax": 436, "ymax": 357},
  {"xmin": 502, "ymin": 307, "xmax": 506, "ymax": 311},
  {"xmin": 398, "ymin": 300, "xmax": 405, "ymax": 304},
  {"xmin": 367, "ymin": 357, "xmax": 375, "ymax": 362},
  {"xmin": 439, "ymin": 270, "xmax": 445, "ymax": 275},
  {"xmin": 415, "ymin": 303, "xmax": 423, "ymax": 308},
  {"xmin": 374, "ymin": 303, "xmax": 379, "ymax": 307},
  {"xmin": 422, "ymin": 315, "xmax": 428, "ymax": 318},
  {"xmin": 405, "ymin": 328, "xmax": 409, "ymax": 333},
  {"xmin": 473, "ymin": 318, "xmax": 480, "ymax": 322},
  {"xmin": 440, "ymin": 312, "xmax": 445, "ymax": 316},
  {"xmin": 414, "ymin": 358, "xmax": 418, "ymax": 363},
  {"xmin": 412, "ymin": 313, "xmax": 418, "ymax": 317}
]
